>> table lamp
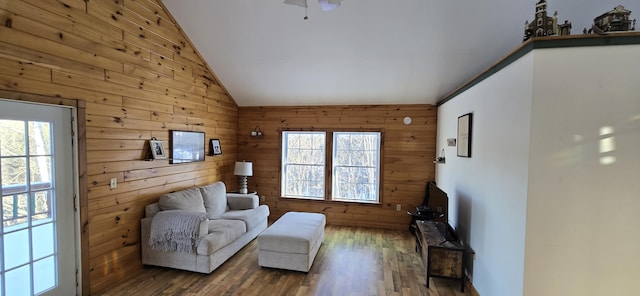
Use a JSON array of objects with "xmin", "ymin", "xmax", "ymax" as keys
[{"xmin": 234, "ymin": 161, "xmax": 253, "ymax": 194}]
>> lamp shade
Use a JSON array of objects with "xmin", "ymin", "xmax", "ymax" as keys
[{"xmin": 234, "ymin": 161, "xmax": 253, "ymax": 176}]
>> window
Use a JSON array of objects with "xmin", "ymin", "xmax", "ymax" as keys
[
  {"xmin": 332, "ymin": 132, "xmax": 381, "ymax": 202},
  {"xmin": 1, "ymin": 119, "xmax": 57, "ymax": 294},
  {"xmin": 281, "ymin": 131, "xmax": 326, "ymax": 199},
  {"xmin": 281, "ymin": 130, "xmax": 382, "ymax": 203}
]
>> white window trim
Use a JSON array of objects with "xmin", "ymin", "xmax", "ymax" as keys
[{"xmin": 280, "ymin": 129, "xmax": 383, "ymax": 204}]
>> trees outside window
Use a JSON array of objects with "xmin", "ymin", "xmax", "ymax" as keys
[
  {"xmin": 1, "ymin": 120, "xmax": 53, "ymax": 227},
  {"xmin": 281, "ymin": 130, "xmax": 382, "ymax": 203}
]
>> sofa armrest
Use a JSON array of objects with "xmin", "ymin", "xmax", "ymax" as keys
[
  {"xmin": 141, "ymin": 216, "xmax": 208, "ymax": 265},
  {"xmin": 145, "ymin": 203, "xmax": 161, "ymax": 218},
  {"xmin": 226, "ymin": 193, "xmax": 259, "ymax": 210},
  {"xmin": 199, "ymin": 218, "xmax": 208, "ymax": 237}
]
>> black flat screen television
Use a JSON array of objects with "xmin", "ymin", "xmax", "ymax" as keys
[
  {"xmin": 428, "ymin": 182, "xmax": 447, "ymax": 204},
  {"xmin": 425, "ymin": 181, "xmax": 448, "ymax": 223}
]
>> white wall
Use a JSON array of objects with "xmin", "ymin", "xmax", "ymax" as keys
[
  {"xmin": 438, "ymin": 43, "xmax": 640, "ymax": 296},
  {"xmin": 436, "ymin": 54, "xmax": 534, "ymax": 296},
  {"xmin": 524, "ymin": 45, "xmax": 640, "ymax": 296}
]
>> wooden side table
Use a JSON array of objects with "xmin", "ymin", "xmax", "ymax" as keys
[
  {"xmin": 416, "ymin": 220, "xmax": 466, "ymax": 292},
  {"xmin": 407, "ymin": 208, "xmax": 444, "ymax": 234}
]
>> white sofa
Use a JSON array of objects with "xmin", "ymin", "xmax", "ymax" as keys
[{"xmin": 141, "ymin": 181, "xmax": 269, "ymax": 273}]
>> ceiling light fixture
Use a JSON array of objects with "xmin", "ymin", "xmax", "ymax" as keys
[
  {"xmin": 284, "ymin": 0, "xmax": 343, "ymax": 20},
  {"xmin": 319, "ymin": 0, "xmax": 341, "ymax": 11}
]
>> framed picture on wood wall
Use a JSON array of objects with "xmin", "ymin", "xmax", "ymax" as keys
[
  {"xmin": 457, "ymin": 113, "xmax": 472, "ymax": 157},
  {"xmin": 170, "ymin": 130, "xmax": 205, "ymax": 164},
  {"xmin": 150, "ymin": 139, "xmax": 168, "ymax": 160},
  {"xmin": 209, "ymin": 139, "xmax": 222, "ymax": 156}
]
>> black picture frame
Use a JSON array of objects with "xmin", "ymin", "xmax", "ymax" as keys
[
  {"xmin": 209, "ymin": 139, "xmax": 222, "ymax": 156},
  {"xmin": 457, "ymin": 113, "xmax": 472, "ymax": 157},
  {"xmin": 170, "ymin": 130, "xmax": 205, "ymax": 164}
]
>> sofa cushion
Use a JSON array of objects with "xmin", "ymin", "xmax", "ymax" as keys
[
  {"xmin": 200, "ymin": 181, "xmax": 228, "ymax": 218},
  {"xmin": 214, "ymin": 205, "xmax": 270, "ymax": 230},
  {"xmin": 158, "ymin": 187, "xmax": 206, "ymax": 213},
  {"xmin": 196, "ymin": 219, "xmax": 246, "ymax": 255}
]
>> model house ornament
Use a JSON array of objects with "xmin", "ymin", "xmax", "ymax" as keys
[
  {"xmin": 523, "ymin": 0, "xmax": 571, "ymax": 41},
  {"xmin": 586, "ymin": 5, "xmax": 635, "ymax": 34}
]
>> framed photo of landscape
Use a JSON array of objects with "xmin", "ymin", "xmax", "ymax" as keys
[
  {"xmin": 170, "ymin": 130, "xmax": 205, "ymax": 164},
  {"xmin": 457, "ymin": 113, "xmax": 472, "ymax": 157}
]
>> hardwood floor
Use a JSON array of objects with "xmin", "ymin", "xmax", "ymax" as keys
[{"xmin": 98, "ymin": 226, "xmax": 471, "ymax": 296}]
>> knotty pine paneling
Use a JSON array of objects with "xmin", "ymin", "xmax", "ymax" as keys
[
  {"xmin": 238, "ymin": 105, "xmax": 437, "ymax": 230},
  {"xmin": 0, "ymin": 0, "xmax": 237, "ymax": 294}
]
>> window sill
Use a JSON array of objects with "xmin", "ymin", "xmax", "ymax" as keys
[{"xmin": 279, "ymin": 196, "xmax": 382, "ymax": 206}]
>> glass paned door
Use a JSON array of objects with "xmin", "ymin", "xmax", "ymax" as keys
[{"xmin": 0, "ymin": 100, "xmax": 77, "ymax": 296}]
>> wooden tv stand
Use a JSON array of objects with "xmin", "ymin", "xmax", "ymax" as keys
[{"xmin": 415, "ymin": 220, "xmax": 466, "ymax": 292}]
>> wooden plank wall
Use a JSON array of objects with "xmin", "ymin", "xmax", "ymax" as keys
[
  {"xmin": 0, "ymin": 0, "xmax": 237, "ymax": 293},
  {"xmin": 238, "ymin": 105, "xmax": 437, "ymax": 230}
]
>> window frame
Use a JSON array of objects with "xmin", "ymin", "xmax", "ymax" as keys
[
  {"xmin": 279, "ymin": 128, "xmax": 384, "ymax": 204},
  {"xmin": 280, "ymin": 130, "xmax": 327, "ymax": 200}
]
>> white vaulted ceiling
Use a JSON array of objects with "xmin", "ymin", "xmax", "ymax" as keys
[{"xmin": 162, "ymin": 0, "xmax": 638, "ymax": 106}]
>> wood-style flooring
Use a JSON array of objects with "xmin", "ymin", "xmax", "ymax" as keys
[{"xmin": 98, "ymin": 225, "xmax": 471, "ymax": 296}]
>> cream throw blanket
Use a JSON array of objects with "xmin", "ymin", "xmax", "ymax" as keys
[{"xmin": 149, "ymin": 210, "xmax": 208, "ymax": 253}]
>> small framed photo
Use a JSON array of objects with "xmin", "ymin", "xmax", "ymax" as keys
[
  {"xmin": 150, "ymin": 139, "xmax": 168, "ymax": 159},
  {"xmin": 209, "ymin": 139, "xmax": 222, "ymax": 156}
]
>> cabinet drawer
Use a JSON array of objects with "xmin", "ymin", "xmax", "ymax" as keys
[{"xmin": 428, "ymin": 246, "xmax": 464, "ymax": 278}]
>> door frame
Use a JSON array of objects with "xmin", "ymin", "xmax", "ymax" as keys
[{"xmin": 0, "ymin": 90, "xmax": 89, "ymax": 295}]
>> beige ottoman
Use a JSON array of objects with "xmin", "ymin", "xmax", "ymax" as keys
[{"xmin": 258, "ymin": 212, "xmax": 326, "ymax": 272}]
